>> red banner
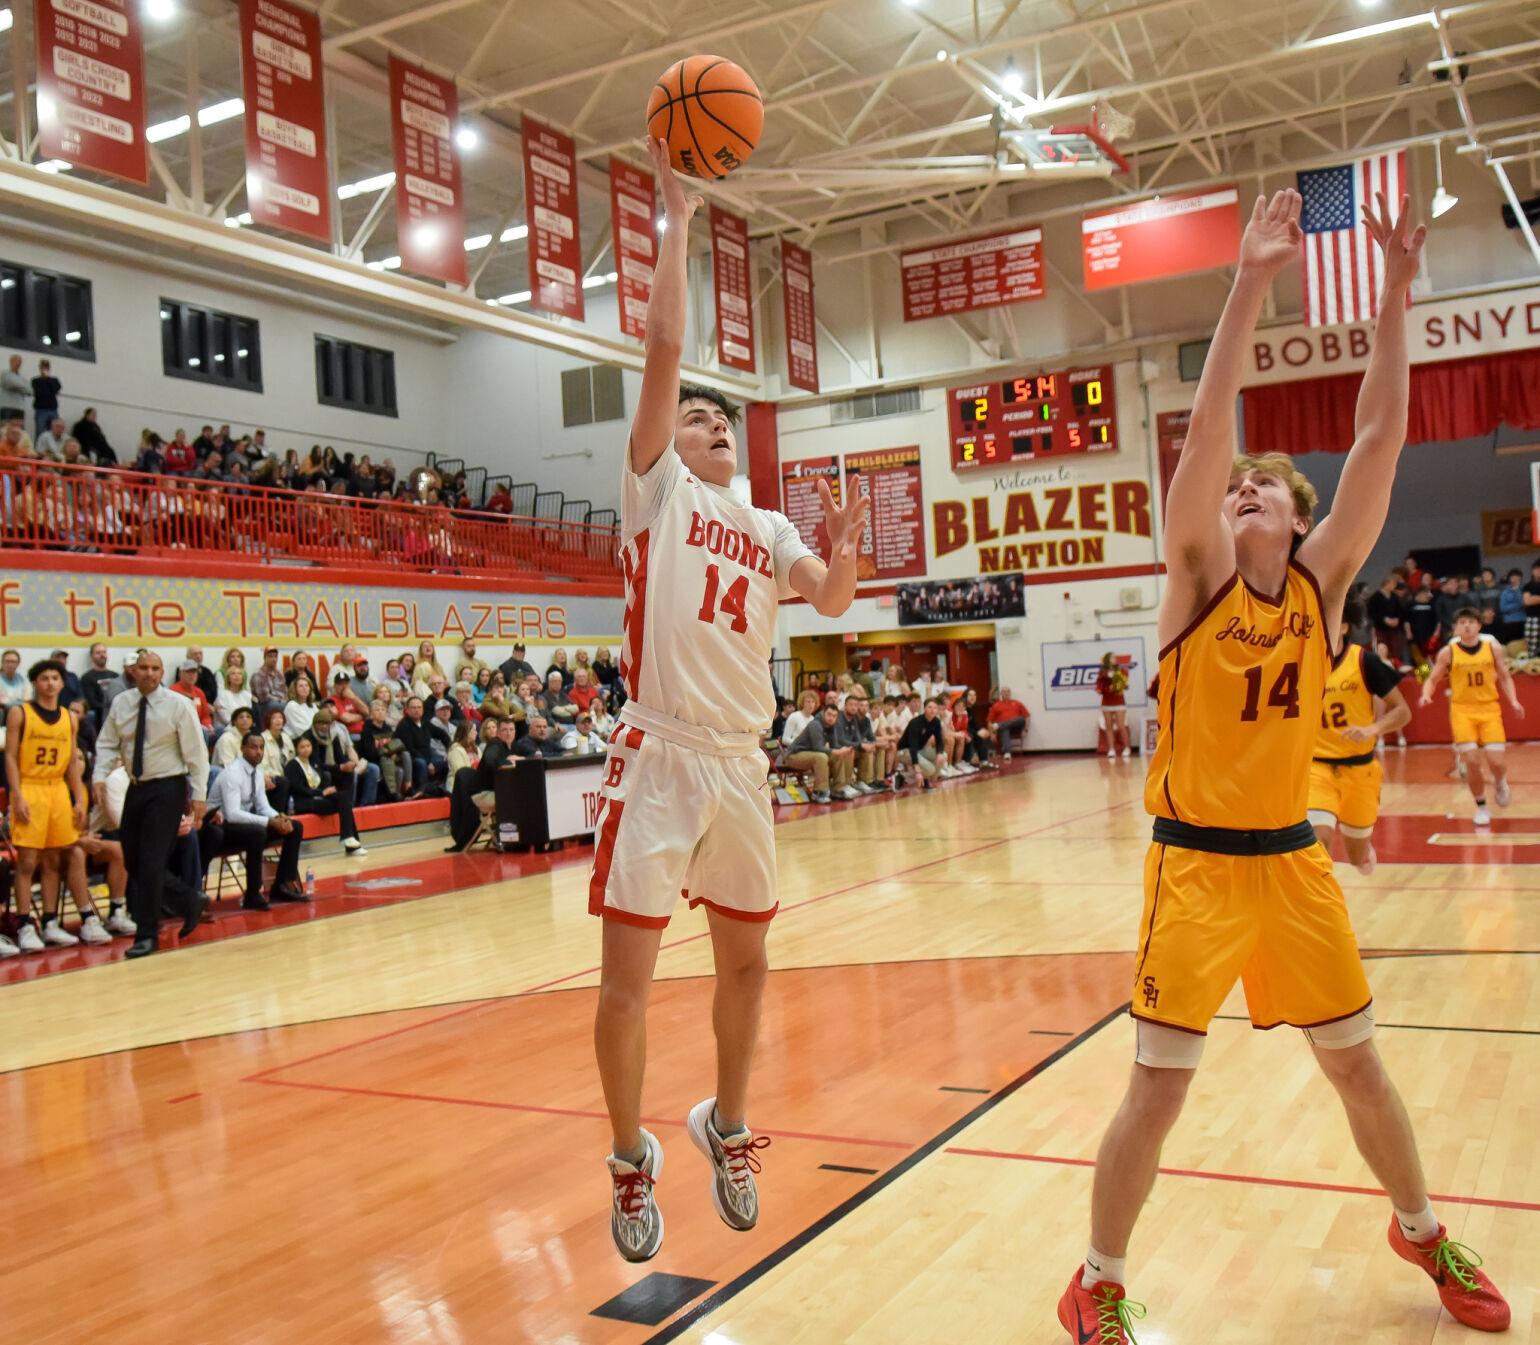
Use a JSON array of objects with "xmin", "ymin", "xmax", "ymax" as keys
[
  {"xmin": 711, "ymin": 206, "xmax": 756, "ymax": 373},
  {"xmin": 522, "ymin": 116, "xmax": 582, "ymax": 320},
  {"xmin": 1082, "ymin": 188, "xmax": 1240, "ymax": 291},
  {"xmin": 901, "ymin": 227, "xmax": 1044, "ymax": 322},
  {"xmin": 240, "ymin": 0, "xmax": 331, "ymax": 243},
  {"xmin": 388, "ymin": 57, "xmax": 465, "ymax": 285},
  {"xmin": 1156, "ymin": 409, "xmax": 1190, "ymax": 510},
  {"xmin": 781, "ymin": 239, "xmax": 818, "ymax": 393},
  {"xmin": 844, "ymin": 447, "xmax": 925, "ymax": 581},
  {"xmin": 781, "ymin": 456, "xmax": 840, "ymax": 560},
  {"xmin": 609, "ymin": 157, "xmax": 655, "ymax": 342},
  {"xmin": 35, "ymin": 0, "xmax": 147, "ymax": 184}
]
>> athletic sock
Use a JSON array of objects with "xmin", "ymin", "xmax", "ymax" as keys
[
  {"xmin": 712, "ymin": 1105, "xmax": 748, "ymax": 1138},
  {"xmin": 1475, "ymin": 797, "xmax": 1487, "ymax": 806},
  {"xmin": 1394, "ymin": 1201, "xmax": 1441, "ymax": 1243},
  {"xmin": 613, "ymin": 1141, "xmax": 648, "ymax": 1168},
  {"xmin": 1084, "ymin": 1247, "xmax": 1125, "ymax": 1288}
]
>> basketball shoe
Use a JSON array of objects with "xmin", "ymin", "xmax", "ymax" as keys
[
  {"xmin": 1387, "ymin": 1217, "xmax": 1510, "ymax": 1331},
  {"xmin": 1057, "ymin": 1268, "xmax": 1146, "ymax": 1343},
  {"xmin": 606, "ymin": 1129, "xmax": 664, "ymax": 1261},
  {"xmin": 1493, "ymin": 775, "xmax": 1511, "ymax": 809},
  {"xmin": 687, "ymin": 1097, "xmax": 771, "ymax": 1231}
]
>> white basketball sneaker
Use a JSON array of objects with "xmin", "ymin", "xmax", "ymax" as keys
[
  {"xmin": 1474, "ymin": 805, "xmax": 1492, "ymax": 826},
  {"xmin": 606, "ymin": 1129, "xmax": 664, "ymax": 1262},
  {"xmin": 1493, "ymin": 776, "xmax": 1511, "ymax": 809},
  {"xmin": 0, "ymin": 934, "xmax": 18, "ymax": 958},
  {"xmin": 687, "ymin": 1097, "xmax": 771, "ymax": 1232},
  {"xmin": 15, "ymin": 923, "xmax": 44, "ymax": 954},
  {"xmin": 105, "ymin": 907, "xmax": 138, "ymax": 937},
  {"xmin": 40, "ymin": 919, "xmax": 79, "ymax": 947},
  {"xmin": 77, "ymin": 914, "xmax": 113, "ymax": 946}
]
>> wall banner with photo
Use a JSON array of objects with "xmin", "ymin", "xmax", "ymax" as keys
[{"xmin": 896, "ymin": 574, "xmax": 1025, "ymax": 626}]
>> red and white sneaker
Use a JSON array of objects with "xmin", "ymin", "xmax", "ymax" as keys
[
  {"xmin": 1388, "ymin": 1217, "xmax": 1510, "ymax": 1332},
  {"xmin": 1057, "ymin": 1268, "xmax": 1146, "ymax": 1343}
]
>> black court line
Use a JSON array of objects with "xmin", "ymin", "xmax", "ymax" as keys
[
  {"xmin": 819, "ymin": 1163, "xmax": 880, "ymax": 1175},
  {"xmin": 1214, "ymin": 1013, "xmax": 1540, "ymax": 1038},
  {"xmin": 939, "ymin": 1085, "xmax": 991, "ymax": 1095},
  {"xmin": 642, "ymin": 1001, "xmax": 1130, "ymax": 1344},
  {"xmin": 1031, "ymin": 1029, "xmax": 1075, "ymax": 1036}
]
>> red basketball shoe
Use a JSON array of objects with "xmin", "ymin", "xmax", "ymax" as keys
[
  {"xmin": 1057, "ymin": 1267, "xmax": 1146, "ymax": 1343},
  {"xmin": 1387, "ymin": 1216, "xmax": 1510, "ymax": 1331}
]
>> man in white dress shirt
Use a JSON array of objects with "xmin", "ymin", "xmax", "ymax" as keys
[{"xmin": 208, "ymin": 732, "xmax": 306, "ymax": 911}]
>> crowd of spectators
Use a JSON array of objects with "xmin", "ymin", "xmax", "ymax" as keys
[
  {"xmin": 765, "ymin": 664, "xmax": 1028, "ymax": 804},
  {"xmin": 1363, "ymin": 556, "xmax": 1540, "ymax": 670}
]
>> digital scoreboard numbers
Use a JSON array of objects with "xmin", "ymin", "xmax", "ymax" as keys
[{"xmin": 949, "ymin": 364, "xmax": 1118, "ymax": 471}]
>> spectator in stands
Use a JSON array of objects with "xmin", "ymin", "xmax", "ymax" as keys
[
  {"xmin": 326, "ymin": 669, "xmax": 367, "ymax": 733},
  {"xmin": 446, "ymin": 719, "xmax": 480, "ymax": 792},
  {"xmin": 945, "ymin": 695, "xmax": 978, "ymax": 774},
  {"xmin": 568, "ymin": 667, "xmax": 603, "ymax": 714},
  {"xmin": 368, "ymin": 682, "xmax": 402, "ymax": 728},
  {"xmin": 208, "ymin": 732, "xmax": 307, "ymax": 910},
  {"xmin": 306, "ymin": 706, "xmax": 378, "ymax": 808},
  {"xmin": 212, "ymin": 706, "xmax": 257, "ymax": 769},
  {"xmin": 414, "ymin": 640, "xmax": 448, "ymax": 689},
  {"xmin": 70, "ymin": 698, "xmax": 96, "ymax": 783},
  {"xmin": 544, "ymin": 670, "xmax": 576, "ymax": 723},
  {"xmin": 0, "ymin": 651, "xmax": 25, "ymax": 708},
  {"xmin": 564, "ymin": 711, "xmax": 604, "ymax": 754},
  {"xmin": 513, "ymin": 715, "xmax": 566, "ymax": 759},
  {"xmin": 783, "ymin": 703, "xmax": 840, "ymax": 803},
  {"xmin": 429, "ymin": 699, "xmax": 457, "ymax": 761},
  {"xmin": 171, "ymin": 657, "xmax": 215, "ymax": 737},
  {"xmin": 36, "ymin": 416, "xmax": 68, "ymax": 460},
  {"xmin": 882, "ymin": 667, "xmax": 909, "ymax": 698},
  {"xmin": 1473, "ymin": 566, "xmax": 1503, "ymax": 619},
  {"xmin": 500, "ymin": 642, "xmax": 536, "ymax": 686},
  {"xmin": 1406, "ymin": 583, "xmax": 1441, "ymax": 663},
  {"xmin": 898, "ymin": 698, "xmax": 946, "ymax": 791},
  {"xmin": 869, "ymin": 696, "xmax": 900, "ymax": 779},
  {"xmin": 835, "ymin": 693, "xmax": 884, "ymax": 793},
  {"xmin": 962, "ymin": 688, "xmax": 999, "ymax": 768},
  {"xmin": 780, "ymin": 689, "xmax": 820, "ymax": 750},
  {"xmin": 589, "ymin": 695, "xmax": 615, "ymax": 738},
  {"xmin": 1497, "ymin": 568, "xmax": 1525, "ymax": 643},
  {"xmin": 163, "ymin": 431, "xmax": 196, "ymax": 475},
  {"xmin": 1402, "ymin": 553, "xmax": 1428, "ymax": 592},
  {"xmin": 31, "ymin": 359, "xmax": 60, "ymax": 443},
  {"xmin": 98, "ymin": 651, "xmax": 141, "ymax": 715},
  {"xmin": 546, "ymin": 648, "xmax": 573, "ymax": 688},
  {"xmin": 1369, "ymin": 573, "xmax": 1407, "ymax": 665},
  {"xmin": 1, "ymin": 354, "xmax": 29, "ymax": 421},
  {"xmin": 359, "ymin": 698, "xmax": 412, "ymax": 799},
  {"xmin": 453, "ymin": 682, "xmax": 482, "ymax": 725},
  {"xmin": 347, "ymin": 656, "xmax": 375, "ymax": 706},
  {"xmin": 395, "ymin": 696, "xmax": 445, "ymax": 795},
  {"xmin": 591, "ymin": 646, "xmax": 620, "ymax": 699},
  {"xmin": 456, "ymin": 638, "xmax": 490, "ymax": 682},
  {"xmin": 77, "ymin": 778, "xmax": 134, "ymax": 938},
  {"xmin": 192, "ymin": 425, "xmax": 216, "ymax": 457},
  {"xmin": 1435, "ymin": 576, "xmax": 1468, "ymax": 635},
  {"xmin": 251, "ymin": 646, "xmax": 288, "ymax": 722},
  {"xmin": 422, "ymin": 673, "xmax": 458, "ymax": 721},
  {"xmin": 285, "ymin": 650, "xmax": 315, "ymax": 690},
  {"xmin": 986, "ymin": 687, "xmax": 1029, "ymax": 758},
  {"xmin": 284, "ymin": 675, "xmax": 319, "ymax": 738},
  {"xmin": 80, "ymin": 642, "xmax": 114, "ymax": 725},
  {"xmin": 285, "ymin": 731, "xmax": 366, "ymax": 855},
  {"xmin": 259, "ymin": 707, "xmax": 294, "ymax": 812},
  {"xmin": 1526, "ymin": 559, "xmax": 1540, "ymax": 656},
  {"xmin": 469, "ymin": 667, "xmax": 495, "ymax": 705},
  {"xmin": 218, "ymin": 646, "xmax": 246, "ymax": 686},
  {"xmin": 46, "ymin": 648, "xmax": 83, "ymax": 709},
  {"xmin": 213, "ymin": 666, "xmax": 251, "ymax": 729}
]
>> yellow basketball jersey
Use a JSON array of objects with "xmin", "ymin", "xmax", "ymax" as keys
[
  {"xmin": 17, "ymin": 702, "xmax": 73, "ymax": 781},
  {"xmin": 1146, "ymin": 563, "xmax": 1331, "ymax": 830},
  {"xmin": 1315, "ymin": 646, "xmax": 1375, "ymax": 759},
  {"xmin": 1449, "ymin": 639, "xmax": 1498, "ymax": 706}
]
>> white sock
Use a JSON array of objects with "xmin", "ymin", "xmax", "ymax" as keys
[
  {"xmin": 1394, "ymin": 1202, "xmax": 1440, "ymax": 1243},
  {"xmin": 1084, "ymin": 1246, "xmax": 1125, "ymax": 1287}
]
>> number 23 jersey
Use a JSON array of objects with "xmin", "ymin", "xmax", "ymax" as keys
[
  {"xmin": 1146, "ymin": 562, "xmax": 1332, "ymax": 830},
  {"xmin": 620, "ymin": 447, "xmax": 815, "ymax": 736}
]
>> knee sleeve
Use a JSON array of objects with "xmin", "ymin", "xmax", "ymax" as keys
[
  {"xmin": 1307, "ymin": 808, "xmax": 1338, "ymax": 830},
  {"xmin": 1303, "ymin": 1005, "xmax": 1375, "ymax": 1050},
  {"xmin": 1454, "ymin": 741, "xmax": 1478, "ymax": 753},
  {"xmin": 1482, "ymin": 742, "xmax": 1505, "ymax": 754},
  {"xmin": 1339, "ymin": 822, "xmax": 1374, "ymax": 839},
  {"xmin": 1134, "ymin": 1019, "xmax": 1206, "ymax": 1069}
]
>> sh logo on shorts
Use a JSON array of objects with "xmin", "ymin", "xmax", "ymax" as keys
[{"xmin": 1141, "ymin": 976, "xmax": 1160, "ymax": 1009}]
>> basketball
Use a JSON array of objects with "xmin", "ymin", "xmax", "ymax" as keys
[{"xmin": 646, "ymin": 55, "xmax": 763, "ymax": 180}]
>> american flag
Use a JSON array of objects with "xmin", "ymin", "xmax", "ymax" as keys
[{"xmin": 1296, "ymin": 152, "xmax": 1406, "ymax": 327}]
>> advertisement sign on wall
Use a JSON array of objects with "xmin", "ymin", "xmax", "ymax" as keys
[
  {"xmin": 844, "ymin": 447, "xmax": 926, "ymax": 580},
  {"xmin": 389, "ymin": 57, "xmax": 466, "ymax": 285},
  {"xmin": 781, "ymin": 456, "xmax": 840, "ymax": 560},
  {"xmin": 901, "ymin": 227, "xmax": 1045, "ymax": 321},
  {"xmin": 522, "ymin": 116, "xmax": 583, "ymax": 320},
  {"xmin": 711, "ymin": 205, "xmax": 756, "ymax": 372},
  {"xmin": 240, "ymin": 0, "xmax": 331, "ymax": 243},
  {"xmin": 609, "ymin": 157, "xmax": 655, "ymax": 342},
  {"xmin": 35, "ymin": 0, "xmax": 148, "ymax": 185},
  {"xmin": 1040, "ymin": 638, "xmax": 1149, "ymax": 710},
  {"xmin": 1481, "ymin": 508, "xmax": 1534, "ymax": 557}
]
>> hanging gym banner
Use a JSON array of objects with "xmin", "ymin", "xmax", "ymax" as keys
[
  {"xmin": 35, "ymin": 0, "xmax": 148, "ymax": 185},
  {"xmin": 710, "ymin": 205, "xmax": 756, "ymax": 373},
  {"xmin": 609, "ymin": 157, "xmax": 655, "ymax": 342},
  {"xmin": 389, "ymin": 57, "xmax": 466, "ymax": 286},
  {"xmin": 522, "ymin": 116, "xmax": 583, "ymax": 320},
  {"xmin": 781, "ymin": 239, "xmax": 819, "ymax": 393}
]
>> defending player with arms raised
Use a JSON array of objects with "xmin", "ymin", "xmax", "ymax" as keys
[
  {"xmin": 1057, "ymin": 192, "xmax": 1510, "ymax": 1342},
  {"xmin": 1419, "ymin": 609, "xmax": 1523, "ymax": 825},
  {"xmin": 1308, "ymin": 599, "xmax": 1412, "ymax": 874},
  {"xmin": 591, "ymin": 136, "xmax": 868, "ymax": 1262}
]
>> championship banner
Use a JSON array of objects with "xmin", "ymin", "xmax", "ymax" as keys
[
  {"xmin": 1156, "ymin": 409, "xmax": 1190, "ymax": 509},
  {"xmin": 35, "ymin": 0, "xmax": 148, "ymax": 185},
  {"xmin": 240, "ymin": 0, "xmax": 331, "ymax": 243},
  {"xmin": 844, "ymin": 447, "xmax": 925, "ymax": 581},
  {"xmin": 780, "ymin": 456, "xmax": 840, "ymax": 560},
  {"xmin": 609, "ymin": 157, "xmax": 655, "ymax": 342},
  {"xmin": 1081, "ymin": 188, "xmax": 1240, "ymax": 291},
  {"xmin": 0, "ymin": 570, "xmax": 623, "ymax": 647},
  {"xmin": 1040, "ymin": 638, "xmax": 1149, "ymax": 710},
  {"xmin": 710, "ymin": 205, "xmax": 756, "ymax": 373},
  {"xmin": 901, "ymin": 227, "xmax": 1044, "ymax": 322},
  {"xmin": 1482, "ymin": 508, "xmax": 1534, "ymax": 557},
  {"xmin": 897, "ymin": 574, "xmax": 1025, "ymax": 626},
  {"xmin": 389, "ymin": 57, "xmax": 466, "ymax": 285},
  {"xmin": 781, "ymin": 239, "xmax": 818, "ymax": 392},
  {"xmin": 522, "ymin": 116, "xmax": 583, "ymax": 320}
]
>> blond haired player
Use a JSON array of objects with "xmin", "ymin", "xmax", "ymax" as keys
[
  {"xmin": 591, "ymin": 137, "xmax": 867, "ymax": 1262},
  {"xmin": 1419, "ymin": 607, "xmax": 1523, "ymax": 824},
  {"xmin": 1308, "ymin": 599, "xmax": 1412, "ymax": 874},
  {"xmin": 1057, "ymin": 192, "xmax": 1509, "ymax": 1342}
]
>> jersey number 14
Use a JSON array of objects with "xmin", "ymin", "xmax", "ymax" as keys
[{"xmin": 698, "ymin": 563, "xmax": 750, "ymax": 634}]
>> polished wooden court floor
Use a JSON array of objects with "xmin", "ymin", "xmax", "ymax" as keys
[{"xmin": 6, "ymin": 746, "xmax": 1539, "ymax": 1343}]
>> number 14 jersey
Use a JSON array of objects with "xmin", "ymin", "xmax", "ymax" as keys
[
  {"xmin": 1146, "ymin": 562, "xmax": 1332, "ymax": 830},
  {"xmin": 620, "ymin": 448, "xmax": 814, "ymax": 737}
]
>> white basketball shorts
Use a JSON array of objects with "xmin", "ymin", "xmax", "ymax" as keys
[{"xmin": 587, "ymin": 709, "xmax": 778, "ymax": 929}]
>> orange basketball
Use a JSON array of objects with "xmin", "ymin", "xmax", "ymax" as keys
[{"xmin": 646, "ymin": 55, "xmax": 763, "ymax": 180}]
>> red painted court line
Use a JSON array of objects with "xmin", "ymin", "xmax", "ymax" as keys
[
  {"xmin": 943, "ymin": 1148, "xmax": 1540, "ymax": 1212},
  {"xmin": 242, "ymin": 999, "xmax": 495, "ymax": 1082},
  {"xmin": 166, "ymin": 1092, "xmax": 200, "ymax": 1104}
]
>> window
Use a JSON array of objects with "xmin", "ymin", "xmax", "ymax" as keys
[
  {"xmin": 160, "ymin": 298, "xmax": 262, "ymax": 391},
  {"xmin": 560, "ymin": 363, "xmax": 625, "ymax": 428},
  {"xmin": 314, "ymin": 335, "xmax": 397, "ymax": 417},
  {"xmin": 0, "ymin": 259, "xmax": 94, "ymax": 359},
  {"xmin": 1178, "ymin": 339, "xmax": 1212, "ymax": 383}
]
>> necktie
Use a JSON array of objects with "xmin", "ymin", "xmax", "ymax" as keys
[
  {"xmin": 132, "ymin": 695, "xmax": 148, "ymax": 778},
  {"xmin": 248, "ymin": 766, "xmax": 258, "ymax": 814}
]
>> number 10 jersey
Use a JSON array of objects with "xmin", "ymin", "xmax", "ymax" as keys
[
  {"xmin": 619, "ymin": 447, "xmax": 815, "ymax": 739},
  {"xmin": 1146, "ymin": 562, "xmax": 1331, "ymax": 831}
]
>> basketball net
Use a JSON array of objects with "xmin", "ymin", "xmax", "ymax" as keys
[{"xmin": 1092, "ymin": 98, "xmax": 1135, "ymax": 144}]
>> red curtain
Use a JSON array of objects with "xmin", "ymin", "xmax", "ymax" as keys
[{"xmin": 1241, "ymin": 346, "xmax": 1540, "ymax": 457}]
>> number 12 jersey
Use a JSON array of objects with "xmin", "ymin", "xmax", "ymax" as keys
[{"xmin": 620, "ymin": 448, "xmax": 814, "ymax": 737}]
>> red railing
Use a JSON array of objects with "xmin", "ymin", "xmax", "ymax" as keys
[{"xmin": 0, "ymin": 460, "xmax": 621, "ymax": 581}]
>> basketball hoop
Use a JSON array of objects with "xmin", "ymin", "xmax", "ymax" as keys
[{"xmin": 1092, "ymin": 98, "xmax": 1136, "ymax": 144}]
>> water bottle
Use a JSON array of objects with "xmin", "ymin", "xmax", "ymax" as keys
[{"xmin": 304, "ymin": 866, "xmax": 315, "ymax": 898}]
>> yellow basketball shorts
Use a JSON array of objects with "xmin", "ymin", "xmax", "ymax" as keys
[
  {"xmin": 1308, "ymin": 756, "xmax": 1383, "ymax": 831},
  {"xmin": 1450, "ymin": 703, "xmax": 1506, "ymax": 748},
  {"xmin": 10, "ymin": 779, "xmax": 80, "ymax": 850},
  {"xmin": 1132, "ymin": 841, "xmax": 1372, "ymax": 1035}
]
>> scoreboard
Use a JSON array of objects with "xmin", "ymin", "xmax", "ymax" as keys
[{"xmin": 948, "ymin": 364, "xmax": 1118, "ymax": 471}]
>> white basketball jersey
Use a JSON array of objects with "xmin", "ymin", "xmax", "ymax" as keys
[{"xmin": 619, "ymin": 447, "xmax": 815, "ymax": 736}]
